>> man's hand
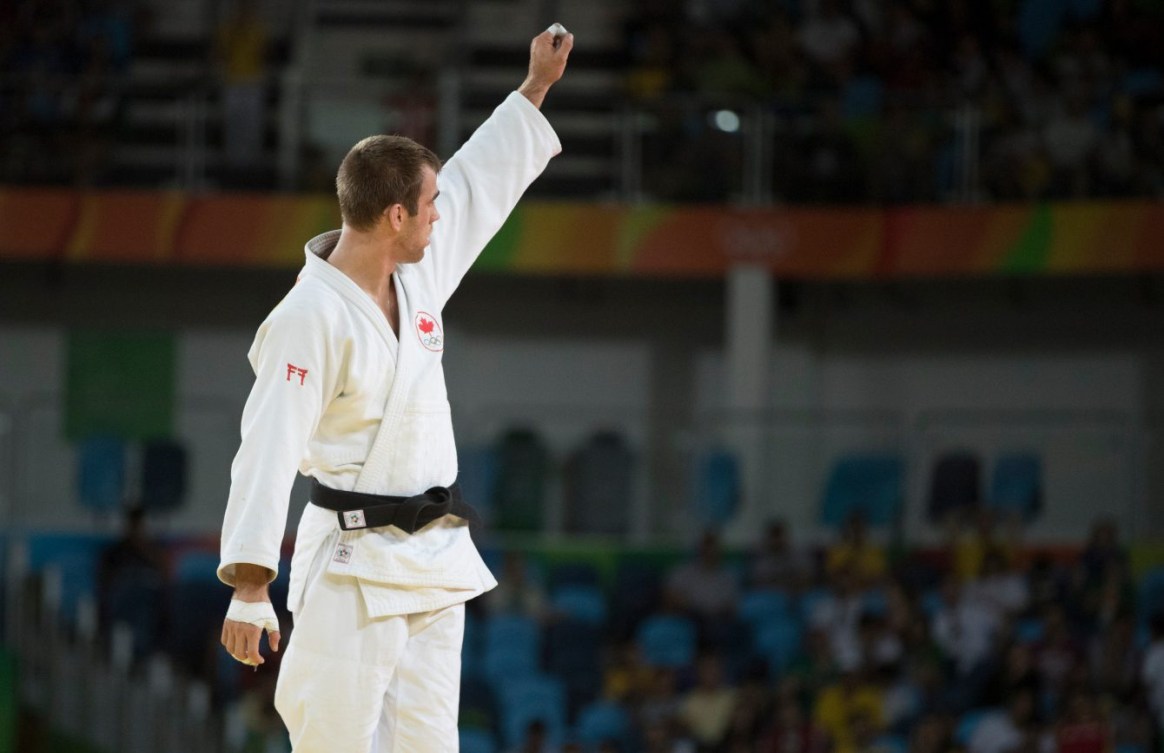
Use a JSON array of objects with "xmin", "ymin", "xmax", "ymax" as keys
[
  {"xmin": 518, "ymin": 25, "xmax": 573, "ymax": 109},
  {"xmin": 221, "ymin": 563, "xmax": 281, "ymax": 666}
]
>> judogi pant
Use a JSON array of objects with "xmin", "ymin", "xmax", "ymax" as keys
[{"xmin": 274, "ymin": 563, "xmax": 464, "ymax": 752}]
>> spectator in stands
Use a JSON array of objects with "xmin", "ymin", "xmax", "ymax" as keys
[
  {"xmin": 808, "ymin": 564, "xmax": 866, "ymax": 672},
  {"xmin": 1031, "ymin": 604, "xmax": 1084, "ymax": 715},
  {"xmin": 1140, "ymin": 614, "xmax": 1164, "ymax": 735},
  {"xmin": 964, "ymin": 548, "xmax": 1028, "ymax": 618},
  {"xmin": 603, "ymin": 639, "xmax": 655, "ymax": 705},
  {"xmin": 1052, "ymin": 691, "xmax": 1112, "ymax": 753},
  {"xmin": 664, "ymin": 529, "xmax": 740, "ymax": 626},
  {"xmin": 749, "ymin": 518, "xmax": 812, "ymax": 592},
  {"xmin": 507, "ymin": 719, "xmax": 557, "ymax": 753},
  {"xmin": 1089, "ymin": 609, "xmax": 1140, "ymax": 701},
  {"xmin": 826, "ymin": 513, "xmax": 887, "ymax": 589},
  {"xmin": 1078, "ymin": 517, "xmax": 1129, "ymax": 588},
  {"xmin": 966, "ymin": 688, "xmax": 1038, "ymax": 753},
  {"xmin": 950, "ymin": 509, "xmax": 1017, "ymax": 583},
  {"xmin": 213, "ymin": 0, "xmax": 268, "ymax": 174},
  {"xmin": 482, "ymin": 550, "xmax": 549, "ymax": 622},
  {"xmin": 983, "ymin": 642, "xmax": 1042, "ymax": 712},
  {"xmin": 1043, "ymin": 90, "xmax": 1099, "ymax": 198},
  {"xmin": 813, "ymin": 667, "xmax": 886, "ymax": 753},
  {"xmin": 677, "ymin": 652, "xmax": 738, "ymax": 752},
  {"xmin": 758, "ymin": 693, "xmax": 829, "ymax": 753},
  {"xmin": 638, "ymin": 667, "xmax": 685, "ymax": 733},
  {"xmin": 796, "ymin": 0, "xmax": 862, "ymax": 86},
  {"xmin": 930, "ymin": 574, "xmax": 1002, "ymax": 710},
  {"xmin": 97, "ymin": 505, "xmax": 166, "ymax": 657}
]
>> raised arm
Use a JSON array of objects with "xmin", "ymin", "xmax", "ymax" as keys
[{"xmin": 423, "ymin": 26, "xmax": 573, "ymax": 305}]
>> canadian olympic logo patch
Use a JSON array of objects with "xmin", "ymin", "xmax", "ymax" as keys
[{"xmin": 415, "ymin": 311, "xmax": 444, "ymax": 352}]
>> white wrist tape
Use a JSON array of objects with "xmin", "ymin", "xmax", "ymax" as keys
[{"xmin": 227, "ymin": 599, "xmax": 279, "ymax": 633}]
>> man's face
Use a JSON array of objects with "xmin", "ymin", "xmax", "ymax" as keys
[{"xmin": 398, "ymin": 166, "xmax": 440, "ymax": 263}]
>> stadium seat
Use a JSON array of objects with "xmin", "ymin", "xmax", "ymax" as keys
[
  {"xmin": 140, "ymin": 439, "xmax": 187, "ymax": 512},
  {"xmin": 26, "ymin": 533, "xmax": 109, "ymax": 626},
  {"xmin": 484, "ymin": 613, "xmax": 541, "ymax": 656},
  {"xmin": 550, "ymin": 584, "xmax": 607, "ymax": 626},
  {"xmin": 927, "ymin": 451, "xmax": 982, "ymax": 523},
  {"xmin": 753, "ymin": 616, "xmax": 803, "ymax": 673},
  {"xmin": 1013, "ymin": 617, "xmax": 1045, "ymax": 644},
  {"xmin": 692, "ymin": 448, "xmax": 740, "ymax": 526},
  {"xmin": 76, "ymin": 435, "xmax": 126, "ymax": 513},
  {"xmin": 492, "ymin": 427, "xmax": 550, "ymax": 532},
  {"xmin": 820, "ymin": 453, "xmax": 904, "ymax": 528},
  {"xmin": 564, "ymin": 430, "xmax": 634, "ymax": 535},
  {"xmin": 574, "ymin": 699, "xmax": 633, "ymax": 749},
  {"xmin": 457, "ymin": 445, "xmax": 499, "ymax": 526},
  {"xmin": 1138, "ymin": 567, "xmax": 1164, "ymax": 621},
  {"xmin": 484, "ymin": 642, "xmax": 540, "ymax": 687},
  {"xmin": 495, "ymin": 674, "xmax": 567, "ymax": 748},
  {"xmin": 636, "ymin": 614, "xmax": 697, "ymax": 668},
  {"xmin": 988, "ymin": 452, "xmax": 1042, "ymax": 522},
  {"xmin": 459, "ymin": 727, "xmax": 497, "ymax": 753},
  {"xmin": 738, "ymin": 588, "xmax": 793, "ymax": 632},
  {"xmin": 172, "ymin": 549, "xmax": 222, "ymax": 582}
]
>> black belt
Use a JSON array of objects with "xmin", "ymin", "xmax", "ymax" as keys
[{"xmin": 310, "ymin": 479, "xmax": 480, "ymax": 534}]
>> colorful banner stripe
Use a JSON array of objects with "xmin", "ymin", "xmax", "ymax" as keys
[{"xmin": 2, "ymin": 188, "xmax": 1162, "ymax": 278}]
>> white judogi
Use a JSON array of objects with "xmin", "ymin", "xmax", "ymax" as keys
[{"xmin": 217, "ymin": 91, "xmax": 560, "ymax": 752}]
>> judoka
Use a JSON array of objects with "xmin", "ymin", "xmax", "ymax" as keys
[{"xmin": 216, "ymin": 26, "xmax": 574, "ymax": 752}]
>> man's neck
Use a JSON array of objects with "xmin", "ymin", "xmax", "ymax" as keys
[{"xmin": 327, "ymin": 226, "xmax": 397, "ymax": 302}]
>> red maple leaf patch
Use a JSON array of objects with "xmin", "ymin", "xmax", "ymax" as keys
[{"xmin": 418, "ymin": 318, "xmax": 435, "ymax": 334}]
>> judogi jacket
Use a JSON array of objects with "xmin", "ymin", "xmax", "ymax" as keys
[{"xmin": 218, "ymin": 91, "xmax": 561, "ymax": 617}]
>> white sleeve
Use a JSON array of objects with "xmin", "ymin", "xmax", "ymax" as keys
[
  {"xmin": 425, "ymin": 91, "xmax": 561, "ymax": 306},
  {"xmin": 218, "ymin": 303, "xmax": 336, "ymax": 586}
]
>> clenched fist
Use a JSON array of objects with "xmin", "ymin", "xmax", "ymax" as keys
[{"xmin": 518, "ymin": 24, "xmax": 574, "ymax": 109}]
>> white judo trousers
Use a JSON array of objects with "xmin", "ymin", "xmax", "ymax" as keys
[{"xmin": 275, "ymin": 558, "xmax": 464, "ymax": 753}]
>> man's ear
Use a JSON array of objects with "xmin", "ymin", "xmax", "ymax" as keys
[{"xmin": 384, "ymin": 204, "xmax": 405, "ymax": 231}]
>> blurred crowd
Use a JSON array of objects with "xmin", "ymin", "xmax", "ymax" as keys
[
  {"xmin": 0, "ymin": 0, "xmax": 140, "ymax": 185},
  {"xmin": 471, "ymin": 512, "xmax": 1163, "ymax": 753},
  {"xmin": 623, "ymin": 0, "xmax": 1164, "ymax": 203}
]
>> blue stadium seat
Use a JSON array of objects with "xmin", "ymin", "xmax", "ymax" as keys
[
  {"xmin": 76, "ymin": 435, "xmax": 126, "ymax": 513},
  {"xmin": 550, "ymin": 584, "xmax": 607, "ymax": 626},
  {"xmin": 1138, "ymin": 567, "xmax": 1164, "ymax": 621},
  {"xmin": 496, "ymin": 674, "xmax": 567, "ymax": 748},
  {"xmin": 739, "ymin": 588, "xmax": 793, "ymax": 632},
  {"xmin": 459, "ymin": 727, "xmax": 497, "ymax": 753},
  {"xmin": 753, "ymin": 616, "xmax": 802, "ymax": 673},
  {"xmin": 484, "ymin": 613, "xmax": 540, "ymax": 656},
  {"xmin": 457, "ymin": 445, "xmax": 499, "ymax": 526},
  {"xmin": 27, "ymin": 533, "xmax": 110, "ymax": 625},
  {"xmin": 1014, "ymin": 617, "xmax": 1045, "ymax": 644},
  {"xmin": 820, "ymin": 453, "xmax": 904, "ymax": 528},
  {"xmin": 484, "ymin": 643, "xmax": 539, "ymax": 686},
  {"xmin": 988, "ymin": 452, "xmax": 1042, "ymax": 522},
  {"xmin": 692, "ymin": 448, "xmax": 740, "ymax": 526},
  {"xmin": 574, "ymin": 700, "xmax": 633, "ymax": 749},
  {"xmin": 636, "ymin": 614, "xmax": 697, "ymax": 669},
  {"xmin": 173, "ymin": 549, "xmax": 222, "ymax": 582}
]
